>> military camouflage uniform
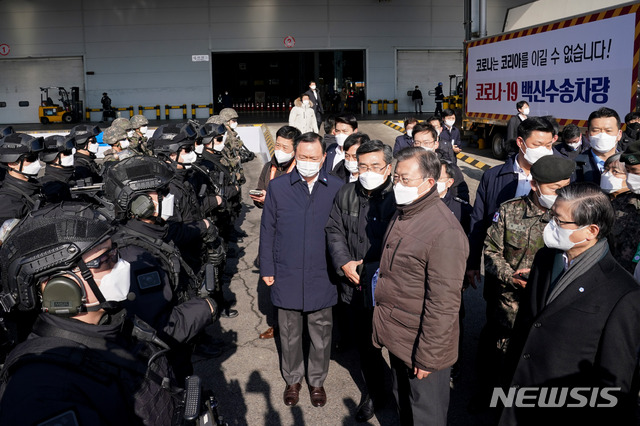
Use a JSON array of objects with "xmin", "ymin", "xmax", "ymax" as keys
[
  {"xmin": 483, "ymin": 194, "xmax": 550, "ymax": 351},
  {"xmin": 129, "ymin": 132, "xmax": 150, "ymax": 155},
  {"xmin": 221, "ymin": 129, "xmax": 245, "ymax": 185},
  {"xmin": 610, "ymin": 191, "xmax": 640, "ymax": 274}
]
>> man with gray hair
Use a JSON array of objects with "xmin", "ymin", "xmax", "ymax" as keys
[
  {"xmin": 325, "ymin": 140, "xmax": 396, "ymax": 422},
  {"xmin": 372, "ymin": 147, "xmax": 469, "ymax": 426},
  {"xmin": 501, "ymin": 183, "xmax": 640, "ymax": 425}
]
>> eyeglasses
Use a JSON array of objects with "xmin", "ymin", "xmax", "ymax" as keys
[
  {"xmin": 393, "ymin": 175, "xmax": 425, "ymax": 185},
  {"xmin": 358, "ymin": 164, "xmax": 388, "ymax": 173},
  {"xmin": 414, "ymin": 139, "xmax": 436, "ymax": 147},
  {"xmin": 85, "ymin": 247, "xmax": 119, "ymax": 270},
  {"xmin": 550, "ymin": 214, "xmax": 576, "ymax": 227}
]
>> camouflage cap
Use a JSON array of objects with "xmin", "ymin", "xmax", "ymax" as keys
[
  {"xmin": 621, "ymin": 140, "xmax": 640, "ymax": 166},
  {"xmin": 103, "ymin": 126, "xmax": 128, "ymax": 146},
  {"xmin": 112, "ymin": 117, "xmax": 133, "ymax": 132},
  {"xmin": 205, "ymin": 115, "xmax": 224, "ymax": 125},
  {"xmin": 530, "ymin": 155, "xmax": 575, "ymax": 183},
  {"xmin": 130, "ymin": 114, "xmax": 149, "ymax": 129},
  {"xmin": 219, "ymin": 108, "xmax": 238, "ymax": 122}
]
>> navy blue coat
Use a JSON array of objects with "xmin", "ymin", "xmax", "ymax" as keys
[
  {"xmin": 259, "ymin": 168, "xmax": 344, "ymax": 311},
  {"xmin": 574, "ymin": 148, "xmax": 606, "ymax": 185},
  {"xmin": 555, "ymin": 135, "xmax": 590, "ymax": 160},
  {"xmin": 323, "ymin": 142, "xmax": 340, "ymax": 173},
  {"xmin": 440, "ymin": 125, "xmax": 461, "ymax": 164},
  {"xmin": 393, "ymin": 134, "xmax": 413, "ymax": 156}
]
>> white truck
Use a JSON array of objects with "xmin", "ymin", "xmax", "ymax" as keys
[{"xmin": 461, "ymin": 1, "xmax": 639, "ymax": 158}]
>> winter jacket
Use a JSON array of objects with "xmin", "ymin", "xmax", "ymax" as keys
[
  {"xmin": 325, "ymin": 178, "xmax": 396, "ymax": 305},
  {"xmin": 288, "ymin": 98, "xmax": 319, "ymax": 134},
  {"xmin": 372, "ymin": 187, "xmax": 469, "ymax": 371},
  {"xmin": 259, "ymin": 168, "xmax": 344, "ymax": 311}
]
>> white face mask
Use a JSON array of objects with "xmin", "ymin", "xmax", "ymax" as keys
[
  {"xmin": 521, "ymin": 144, "xmax": 553, "ymax": 165},
  {"xmin": 535, "ymin": 184, "xmax": 557, "ymax": 209},
  {"xmin": 406, "ymin": 129, "xmax": 413, "ymax": 138},
  {"xmin": 97, "ymin": 258, "xmax": 131, "ymax": 302},
  {"xmin": 626, "ymin": 172, "xmax": 640, "ymax": 194},
  {"xmin": 600, "ymin": 171, "xmax": 624, "ymax": 193},
  {"xmin": 126, "ymin": 130, "xmax": 134, "ymax": 138},
  {"xmin": 522, "ymin": 107, "xmax": 530, "ymax": 115},
  {"xmin": 394, "ymin": 181, "xmax": 424, "ymax": 205},
  {"xmin": 274, "ymin": 149, "xmax": 294, "ymax": 164},
  {"xmin": 420, "ymin": 146, "xmax": 435, "ymax": 152},
  {"xmin": 296, "ymin": 160, "xmax": 321, "ymax": 178},
  {"xmin": 344, "ymin": 160, "xmax": 359, "ymax": 174},
  {"xmin": 180, "ymin": 150, "xmax": 197, "ymax": 165},
  {"xmin": 543, "ymin": 218, "xmax": 587, "ymax": 251},
  {"xmin": 335, "ymin": 134, "xmax": 348, "ymax": 147},
  {"xmin": 88, "ymin": 142, "xmax": 99, "ymax": 154},
  {"xmin": 156, "ymin": 193, "xmax": 175, "ymax": 221},
  {"xmin": 445, "ymin": 119, "xmax": 455, "ymax": 127},
  {"xmin": 194, "ymin": 144, "xmax": 204, "ymax": 154},
  {"xmin": 359, "ymin": 170, "xmax": 387, "ymax": 190},
  {"xmin": 589, "ymin": 132, "xmax": 618, "ymax": 153},
  {"xmin": 60, "ymin": 153, "xmax": 75, "ymax": 167},
  {"xmin": 302, "ymin": 99, "xmax": 310, "ymax": 107},
  {"xmin": 229, "ymin": 121, "xmax": 238, "ymax": 129},
  {"xmin": 567, "ymin": 141, "xmax": 582, "ymax": 151},
  {"xmin": 310, "ymin": 85, "xmax": 316, "ymax": 90},
  {"xmin": 140, "ymin": 126, "xmax": 148, "ymax": 134},
  {"xmin": 213, "ymin": 143, "xmax": 225, "ymax": 152},
  {"xmin": 436, "ymin": 180, "xmax": 448, "ymax": 195},
  {"xmin": 119, "ymin": 140, "xmax": 130, "ymax": 149},
  {"xmin": 21, "ymin": 160, "xmax": 42, "ymax": 177}
]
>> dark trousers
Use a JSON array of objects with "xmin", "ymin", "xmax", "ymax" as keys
[
  {"xmin": 278, "ymin": 307, "xmax": 333, "ymax": 387},
  {"xmin": 342, "ymin": 292, "xmax": 387, "ymax": 402},
  {"xmin": 390, "ymin": 353, "xmax": 451, "ymax": 426}
]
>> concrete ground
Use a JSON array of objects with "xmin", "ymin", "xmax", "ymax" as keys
[{"xmin": 192, "ymin": 121, "xmax": 503, "ymax": 426}]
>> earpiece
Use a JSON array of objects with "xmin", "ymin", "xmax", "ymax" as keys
[
  {"xmin": 41, "ymin": 274, "xmax": 86, "ymax": 316},
  {"xmin": 130, "ymin": 194, "xmax": 155, "ymax": 218}
]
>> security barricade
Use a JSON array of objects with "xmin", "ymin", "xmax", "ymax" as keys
[
  {"xmin": 191, "ymin": 103, "xmax": 214, "ymax": 119},
  {"xmin": 165, "ymin": 104, "xmax": 188, "ymax": 120},
  {"xmin": 138, "ymin": 105, "xmax": 162, "ymax": 121}
]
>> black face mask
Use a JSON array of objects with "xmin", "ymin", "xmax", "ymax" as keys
[{"xmin": 627, "ymin": 122, "xmax": 640, "ymax": 134}]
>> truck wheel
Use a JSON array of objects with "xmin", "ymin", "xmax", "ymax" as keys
[
  {"xmin": 40, "ymin": 117, "xmax": 49, "ymax": 124},
  {"xmin": 62, "ymin": 113, "xmax": 73, "ymax": 123},
  {"xmin": 491, "ymin": 132, "xmax": 508, "ymax": 160}
]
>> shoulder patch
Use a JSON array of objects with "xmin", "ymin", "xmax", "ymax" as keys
[
  {"xmin": 38, "ymin": 410, "xmax": 79, "ymax": 426},
  {"xmin": 137, "ymin": 271, "xmax": 162, "ymax": 290},
  {"xmin": 492, "ymin": 211, "xmax": 500, "ymax": 222}
]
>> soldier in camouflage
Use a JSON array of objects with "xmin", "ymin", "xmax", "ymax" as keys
[
  {"xmin": 611, "ymin": 140, "xmax": 640, "ymax": 274},
  {"xmin": 101, "ymin": 125, "xmax": 132, "ymax": 165},
  {"xmin": 129, "ymin": 114, "xmax": 151, "ymax": 155},
  {"xmin": 483, "ymin": 155, "xmax": 575, "ymax": 351},
  {"xmin": 206, "ymin": 113, "xmax": 245, "ymax": 185}
]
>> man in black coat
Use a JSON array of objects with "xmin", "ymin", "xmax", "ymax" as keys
[
  {"xmin": 499, "ymin": 183, "xmax": 640, "ymax": 426},
  {"xmin": 304, "ymin": 81, "xmax": 324, "ymax": 130},
  {"xmin": 326, "ymin": 140, "xmax": 396, "ymax": 422}
]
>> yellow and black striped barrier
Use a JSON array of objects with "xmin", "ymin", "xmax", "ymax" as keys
[
  {"xmin": 85, "ymin": 106, "xmax": 134, "ymax": 121},
  {"xmin": 138, "ymin": 105, "xmax": 161, "ymax": 120},
  {"xmin": 383, "ymin": 120, "xmax": 491, "ymax": 172},
  {"xmin": 261, "ymin": 124, "xmax": 276, "ymax": 157},
  {"xmin": 191, "ymin": 103, "xmax": 214, "ymax": 119},
  {"xmin": 165, "ymin": 104, "xmax": 187, "ymax": 120}
]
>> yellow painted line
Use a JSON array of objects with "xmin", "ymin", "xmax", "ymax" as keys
[
  {"xmin": 383, "ymin": 120, "xmax": 492, "ymax": 172},
  {"xmin": 261, "ymin": 124, "xmax": 275, "ymax": 156}
]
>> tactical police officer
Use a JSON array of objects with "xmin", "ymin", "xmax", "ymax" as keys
[
  {"xmin": 39, "ymin": 134, "xmax": 77, "ymax": 203},
  {"xmin": 69, "ymin": 124, "xmax": 102, "ymax": 183}
]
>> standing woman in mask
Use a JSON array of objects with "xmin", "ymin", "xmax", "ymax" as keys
[
  {"xmin": 600, "ymin": 153, "xmax": 630, "ymax": 200},
  {"xmin": 289, "ymin": 94, "xmax": 319, "ymax": 134}
]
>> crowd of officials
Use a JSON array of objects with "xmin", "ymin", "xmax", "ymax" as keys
[{"xmin": 0, "ymin": 100, "xmax": 639, "ymax": 425}]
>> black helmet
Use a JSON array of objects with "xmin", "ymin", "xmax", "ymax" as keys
[
  {"xmin": 198, "ymin": 123, "xmax": 226, "ymax": 144},
  {"xmin": 149, "ymin": 123, "xmax": 197, "ymax": 157},
  {"xmin": 68, "ymin": 125, "xmax": 101, "ymax": 149},
  {"xmin": 0, "ymin": 133, "xmax": 45, "ymax": 164},
  {"xmin": 103, "ymin": 155, "xmax": 175, "ymax": 219},
  {"xmin": 0, "ymin": 126, "xmax": 15, "ymax": 139},
  {"xmin": 0, "ymin": 202, "xmax": 113, "ymax": 313},
  {"xmin": 39, "ymin": 135, "xmax": 76, "ymax": 163}
]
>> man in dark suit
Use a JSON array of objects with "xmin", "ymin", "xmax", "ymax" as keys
[
  {"xmin": 304, "ymin": 81, "xmax": 324, "ymax": 131},
  {"xmin": 260, "ymin": 132, "xmax": 344, "ymax": 408},
  {"xmin": 499, "ymin": 183, "xmax": 640, "ymax": 426}
]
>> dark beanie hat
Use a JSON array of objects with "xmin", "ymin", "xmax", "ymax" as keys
[
  {"xmin": 621, "ymin": 140, "xmax": 640, "ymax": 166},
  {"xmin": 531, "ymin": 155, "xmax": 575, "ymax": 183}
]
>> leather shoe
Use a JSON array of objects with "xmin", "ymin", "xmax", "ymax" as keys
[
  {"xmin": 283, "ymin": 383, "xmax": 302, "ymax": 406},
  {"xmin": 220, "ymin": 308, "xmax": 239, "ymax": 318},
  {"xmin": 308, "ymin": 385, "xmax": 326, "ymax": 407},
  {"xmin": 259, "ymin": 327, "xmax": 274, "ymax": 339},
  {"xmin": 355, "ymin": 395, "xmax": 375, "ymax": 422}
]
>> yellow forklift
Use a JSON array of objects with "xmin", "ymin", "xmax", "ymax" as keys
[{"xmin": 38, "ymin": 87, "xmax": 82, "ymax": 124}]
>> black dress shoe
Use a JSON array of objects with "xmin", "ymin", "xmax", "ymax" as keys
[
  {"xmin": 220, "ymin": 308, "xmax": 239, "ymax": 318},
  {"xmin": 308, "ymin": 385, "xmax": 326, "ymax": 407},
  {"xmin": 355, "ymin": 395, "xmax": 375, "ymax": 422},
  {"xmin": 283, "ymin": 383, "xmax": 302, "ymax": 406}
]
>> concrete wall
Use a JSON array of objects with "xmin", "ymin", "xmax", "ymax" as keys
[{"xmin": 1, "ymin": 0, "xmax": 527, "ymax": 114}]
